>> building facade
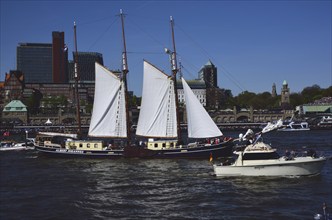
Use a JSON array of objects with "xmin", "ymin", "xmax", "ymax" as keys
[
  {"xmin": 177, "ymin": 79, "xmax": 206, "ymax": 106},
  {"xmin": 198, "ymin": 60, "xmax": 218, "ymax": 88},
  {"xmin": 69, "ymin": 52, "xmax": 104, "ymax": 82},
  {"xmin": 17, "ymin": 43, "xmax": 53, "ymax": 83},
  {"xmin": 198, "ymin": 60, "xmax": 222, "ymax": 109},
  {"xmin": 2, "ymin": 71, "xmax": 24, "ymax": 102},
  {"xmin": 52, "ymin": 32, "xmax": 68, "ymax": 83}
]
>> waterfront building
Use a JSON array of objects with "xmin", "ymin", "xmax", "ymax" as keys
[
  {"xmin": 296, "ymin": 97, "xmax": 332, "ymax": 116},
  {"xmin": 2, "ymin": 100, "xmax": 28, "ymax": 124},
  {"xmin": 17, "ymin": 43, "xmax": 53, "ymax": 83},
  {"xmin": 52, "ymin": 32, "xmax": 68, "ymax": 83},
  {"xmin": 68, "ymin": 52, "xmax": 103, "ymax": 82},
  {"xmin": 211, "ymin": 106, "xmax": 292, "ymax": 124}
]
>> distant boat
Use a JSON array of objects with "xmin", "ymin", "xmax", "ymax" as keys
[
  {"xmin": 213, "ymin": 121, "xmax": 326, "ymax": 177},
  {"xmin": 318, "ymin": 116, "xmax": 332, "ymax": 126},
  {"xmin": 278, "ymin": 121, "xmax": 310, "ymax": 131},
  {"xmin": 0, "ymin": 140, "xmax": 35, "ymax": 151}
]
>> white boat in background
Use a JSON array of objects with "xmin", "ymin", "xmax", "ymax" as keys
[
  {"xmin": 278, "ymin": 121, "xmax": 310, "ymax": 131},
  {"xmin": 213, "ymin": 120, "xmax": 326, "ymax": 177},
  {"xmin": 0, "ymin": 140, "xmax": 35, "ymax": 151},
  {"xmin": 318, "ymin": 116, "xmax": 332, "ymax": 126}
]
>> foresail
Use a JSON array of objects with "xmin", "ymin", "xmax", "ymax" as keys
[
  {"xmin": 136, "ymin": 61, "xmax": 177, "ymax": 138},
  {"xmin": 88, "ymin": 63, "xmax": 127, "ymax": 138},
  {"xmin": 182, "ymin": 77, "xmax": 222, "ymax": 138}
]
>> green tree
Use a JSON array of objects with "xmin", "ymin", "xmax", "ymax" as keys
[
  {"xmin": 301, "ymin": 85, "xmax": 321, "ymax": 103},
  {"xmin": 290, "ymin": 93, "xmax": 304, "ymax": 108}
]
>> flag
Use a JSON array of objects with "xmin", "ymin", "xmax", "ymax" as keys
[{"xmin": 3, "ymin": 131, "xmax": 10, "ymax": 136}]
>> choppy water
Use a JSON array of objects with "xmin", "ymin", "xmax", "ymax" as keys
[{"xmin": 1, "ymin": 130, "xmax": 332, "ymax": 219}]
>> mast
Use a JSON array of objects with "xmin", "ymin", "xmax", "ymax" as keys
[
  {"xmin": 169, "ymin": 16, "xmax": 182, "ymax": 143},
  {"xmin": 73, "ymin": 21, "xmax": 82, "ymax": 138},
  {"xmin": 120, "ymin": 9, "xmax": 131, "ymax": 143}
]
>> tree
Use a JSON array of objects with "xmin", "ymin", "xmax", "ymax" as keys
[
  {"xmin": 301, "ymin": 85, "xmax": 321, "ymax": 103},
  {"xmin": 290, "ymin": 93, "xmax": 304, "ymax": 108}
]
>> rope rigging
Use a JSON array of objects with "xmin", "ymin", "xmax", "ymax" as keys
[{"xmin": 78, "ymin": 13, "xmax": 247, "ymax": 95}]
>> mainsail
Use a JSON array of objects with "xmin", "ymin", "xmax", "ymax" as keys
[
  {"xmin": 181, "ymin": 77, "xmax": 223, "ymax": 138},
  {"xmin": 136, "ymin": 61, "xmax": 177, "ymax": 138},
  {"xmin": 88, "ymin": 62, "xmax": 127, "ymax": 137}
]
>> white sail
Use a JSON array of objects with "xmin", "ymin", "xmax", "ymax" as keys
[
  {"xmin": 182, "ymin": 77, "xmax": 222, "ymax": 138},
  {"xmin": 88, "ymin": 63, "xmax": 127, "ymax": 137},
  {"xmin": 136, "ymin": 61, "xmax": 177, "ymax": 138}
]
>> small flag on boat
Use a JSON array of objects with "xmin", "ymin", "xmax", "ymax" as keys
[
  {"xmin": 209, "ymin": 153, "xmax": 213, "ymax": 162},
  {"xmin": 3, "ymin": 131, "xmax": 10, "ymax": 136}
]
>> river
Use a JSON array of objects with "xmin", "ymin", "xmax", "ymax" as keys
[{"xmin": 1, "ymin": 130, "xmax": 331, "ymax": 219}]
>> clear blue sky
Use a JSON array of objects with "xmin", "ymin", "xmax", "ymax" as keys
[{"xmin": 1, "ymin": 0, "xmax": 331, "ymax": 96}]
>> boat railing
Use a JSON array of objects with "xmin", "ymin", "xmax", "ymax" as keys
[{"xmin": 284, "ymin": 149, "xmax": 323, "ymax": 159}]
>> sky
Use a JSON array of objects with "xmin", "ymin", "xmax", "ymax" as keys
[{"xmin": 1, "ymin": 0, "xmax": 331, "ymax": 96}]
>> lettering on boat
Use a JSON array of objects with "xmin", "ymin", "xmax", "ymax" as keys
[{"xmin": 56, "ymin": 149, "xmax": 83, "ymax": 154}]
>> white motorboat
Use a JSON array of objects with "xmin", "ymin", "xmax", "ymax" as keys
[
  {"xmin": 213, "ymin": 141, "xmax": 326, "ymax": 177},
  {"xmin": 213, "ymin": 121, "xmax": 326, "ymax": 177}
]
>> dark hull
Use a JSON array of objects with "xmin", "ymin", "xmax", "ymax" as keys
[
  {"xmin": 35, "ymin": 146, "xmax": 123, "ymax": 158},
  {"xmin": 123, "ymin": 141, "xmax": 234, "ymax": 159}
]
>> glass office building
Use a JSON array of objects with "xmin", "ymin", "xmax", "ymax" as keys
[
  {"xmin": 69, "ymin": 52, "xmax": 103, "ymax": 82},
  {"xmin": 17, "ymin": 43, "xmax": 53, "ymax": 83}
]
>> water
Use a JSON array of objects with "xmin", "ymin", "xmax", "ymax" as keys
[{"xmin": 1, "ymin": 130, "xmax": 332, "ymax": 219}]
